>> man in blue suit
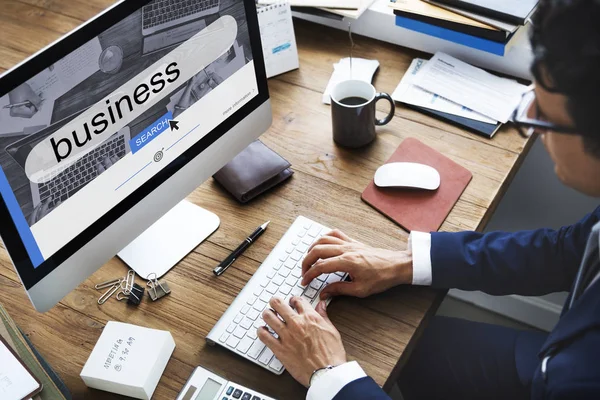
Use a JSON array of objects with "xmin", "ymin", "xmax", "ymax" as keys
[{"xmin": 257, "ymin": 0, "xmax": 600, "ymax": 398}]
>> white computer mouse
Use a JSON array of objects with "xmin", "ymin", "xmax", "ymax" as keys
[{"xmin": 374, "ymin": 162, "xmax": 441, "ymax": 190}]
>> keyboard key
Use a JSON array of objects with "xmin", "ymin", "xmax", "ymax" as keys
[
  {"xmin": 279, "ymin": 284, "xmax": 293, "ymax": 295},
  {"xmin": 233, "ymin": 389, "xmax": 243, "ymax": 399},
  {"xmin": 291, "ymin": 267, "xmax": 302, "ymax": 278},
  {"xmin": 242, "ymin": 393, "xmax": 252, "ymax": 400},
  {"xmin": 259, "ymin": 291, "xmax": 271, "ymax": 303},
  {"xmin": 253, "ymin": 287, "xmax": 264, "ymax": 297},
  {"xmin": 269, "ymin": 357, "xmax": 284, "ymax": 372},
  {"xmin": 278, "ymin": 253, "xmax": 288, "ymax": 262},
  {"xmin": 326, "ymin": 274, "xmax": 344, "ymax": 284},
  {"xmin": 247, "ymin": 340, "xmax": 266, "ymax": 359},
  {"xmin": 237, "ymin": 336, "xmax": 254, "ymax": 354},
  {"xmin": 254, "ymin": 317, "xmax": 264, "ymax": 329},
  {"xmin": 266, "ymin": 269, "xmax": 276, "ymax": 279},
  {"xmin": 292, "ymin": 238, "xmax": 300, "ymax": 246},
  {"xmin": 278, "ymin": 268, "xmax": 291, "ymax": 278},
  {"xmin": 258, "ymin": 347, "xmax": 274, "ymax": 365},
  {"xmin": 234, "ymin": 314, "xmax": 243, "ymax": 324},
  {"xmin": 297, "ymin": 281, "xmax": 307, "ymax": 289},
  {"xmin": 273, "ymin": 262, "xmax": 283, "ymax": 271},
  {"xmin": 266, "ymin": 283, "xmax": 279, "ymax": 294},
  {"xmin": 272, "ymin": 275, "xmax": 285, "ymax": 286},
  {"xmin": 247, "ymin": 296, "xmax": 257, "ymax": 306},
  {"xmin": 227, "ymin": 323, "xmax": 236, "ymax": 333},
  {"xmin": 241, "ymin": 305, "xmax": 250, "ymax": 315},
  {"xmin": 298, "ymin": 229, "xmax": 307, "ymax": 237},
  {"xmin": 297, "ymin": 243, "xmax": 309, "ymax": 253},
  {"xmin": 316, "ymin": 274, "xmax": 327, "ymax": 282},
  {"xmin": 219, "ymin": 333, "xmax": 230, "ymax": 343},
  {"xmin": 253, "ymin": 300, "xmax": 268, "ymax": 311},
  {"xmin": 233, "ymin": 326, "xmax": 247, "ymax": 339},
  {"xmin": 285, "ymin": 245, "xmax": 294, "ymax": 254},
  {"xmin": 308, "ymin": 226, "xmax": 322, "ymax": 237},
  {"xmin": 247, "ymin": 308, "xmax": 260, "ymax": 320},
  {"xmin": 284, "ymin": 259, "xmax": 296, "ymax": 269},
  {"xmin": 226, "ymin": 336, "xmax": 240, "ymax": 348},
  {"xmin": 303, "ymin": 287, "xmax": 318, "ymax": 299},
  {"xmin": 240, "ymin": 317, "xmax": 254, "ymax": 330},
  {"xmin": 303, "ymin": 220, "xmax": 312, "ymax": 230},
  {"xmin": 290, "ymin": 250, "xmax": 303, "ymax": 261},
  {"xmin": 335, "ymin": 271, "xmax": 345, "ymax": 277},
  {"xmin": 309, "ymin": 280, "xmax": 323, "ymax": 291},
  {"xmin": 291, "ymin": 287, "xmax": 303, "ymax": 297},
  {"xmin": 247, "ymin": 328, "xmax": 258, "ymax": 340},
  {"xmin": 285, "ymin": 275, "xmax": 298, "ymax": 286}
]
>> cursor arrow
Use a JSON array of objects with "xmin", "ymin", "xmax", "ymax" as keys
[{"xmin": 169, "ymin": 120, "xmax": 180, "ymax": 131}]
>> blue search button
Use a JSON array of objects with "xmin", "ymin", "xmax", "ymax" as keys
[{"xmin": 130, "ymin": 111, "xmax": 172, "ymax": 154}]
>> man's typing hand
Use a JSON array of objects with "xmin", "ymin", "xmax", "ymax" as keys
[
  {"xmin": 258, "ymin": 297, "xmax": 347, "ymax": 387},
  {"xmin": 301, "ymin": 229, "xmax": 413, "ymax": 299}
]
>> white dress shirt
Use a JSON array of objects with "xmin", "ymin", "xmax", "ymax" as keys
[{"xmin": 306, "ymin": 232, "xmax": 433, "ymax": 400}]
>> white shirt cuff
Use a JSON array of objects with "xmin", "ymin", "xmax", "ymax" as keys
[
  {"xmin": 408, "ymin": 231, "xmax": 432, "ymax": 286},
  {"xmin": 306, "ymin": 361, "xmax": 367, "ymax": 400}
]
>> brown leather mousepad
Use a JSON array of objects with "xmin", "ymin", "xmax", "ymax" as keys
[{"xmin": 362, "ymin": 137, "xmax": 472, "ymax": 232}]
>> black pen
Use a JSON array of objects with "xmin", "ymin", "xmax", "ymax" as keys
[{"xmin": 213, "ymin": 221, "xmax": 270, "ymax": 276}]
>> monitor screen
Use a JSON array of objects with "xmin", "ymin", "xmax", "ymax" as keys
[{"xmin": 0, "ymin": 0, "xmax": 267, "ymax": 289}]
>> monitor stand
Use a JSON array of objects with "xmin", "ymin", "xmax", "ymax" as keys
[{"xmin": 117, "ymin": 200, "xmax": 220, "ymax": 279}]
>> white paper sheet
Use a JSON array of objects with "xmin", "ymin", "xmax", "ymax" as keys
[
  {"xmin": 0, "ymin": 341, "xmax": 39, "ymax": 400},
  {"xmin": 0, "ymin": 37, "xmax": 102, "ymax": 136},
  {"xmin": 393, "ymin": 58, "xmax": 496, "ymax": 124},
  {"xmin": 322, "ymin": 57, "xmax": 379, "ymax": 104},
  {"xmin": 412, "ymin": 52, "xmax": 527, "ymax": 123}
]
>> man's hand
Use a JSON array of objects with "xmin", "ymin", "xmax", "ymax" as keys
[
  {"xmin": 8, "ymin": 83, "xmax": 42, "ymax": 118},
  {"xmin": 258, "ymin": 297, "xmax": 347, "ymax": 387},
  {"xmin": 302, "ymin": 229, "xmax": 413, "ymax": 300}
]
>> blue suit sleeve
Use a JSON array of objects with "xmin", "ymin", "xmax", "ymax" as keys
[
  {"xmin": 333, "ymin": 377, "xmax": 391, "ymax": 400},
  {"xmin": 430, "ymin": 206, "xmax": 600, "ymax": 296}
]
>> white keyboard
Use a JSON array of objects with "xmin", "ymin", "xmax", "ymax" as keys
[{"xmin": 206, "ymin": 216, "xmax": 348, "ymax": 375}]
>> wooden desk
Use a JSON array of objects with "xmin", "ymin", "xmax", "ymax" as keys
[{"xmin": 0, "ymin": 1, "xmax": 531, "ymax": 398}]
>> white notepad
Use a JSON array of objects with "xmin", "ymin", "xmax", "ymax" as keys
[
  {"xmin": 0, "ymin": 340, "xmax": 41, "ymax": 400},
  {"xmin": 257, "ymin": 2, "xmax": 300, "ymax": 78}
]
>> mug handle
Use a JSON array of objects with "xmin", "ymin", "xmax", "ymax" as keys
[{"xmin": 374, "ymin": 93, "xmax": 395, "ymax": 126}]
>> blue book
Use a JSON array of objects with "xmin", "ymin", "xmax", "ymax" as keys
[{"xmin": 394, "ymin": 15, "xmax": 509, "ymax": 56}]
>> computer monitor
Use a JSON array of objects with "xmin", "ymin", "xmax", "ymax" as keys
[{"xmin": 0, "ymin": 0, "xmax": 270, "ymax": 312}]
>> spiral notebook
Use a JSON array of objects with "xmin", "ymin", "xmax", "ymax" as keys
[{"xmin": 257, "ymin": 2, "xmax": 300, "ymax": 78}]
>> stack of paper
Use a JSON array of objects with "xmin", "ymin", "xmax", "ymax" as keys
[
  {"xmin": 259, "ymin": 0, "xmax": 376, "ymax": 19},
  {"xmin": 393, "ymin": 52, "xmax": 528, "ymax": 137}
]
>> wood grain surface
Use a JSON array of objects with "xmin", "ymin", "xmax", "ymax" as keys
[{"xmin": 0, "ymin": 1, "xmax": 532, "ymax": 399}]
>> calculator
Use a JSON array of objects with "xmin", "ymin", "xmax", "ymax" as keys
[{"xmin": 177, "ymin": 366, "xmax": 277, "ymax": 400}]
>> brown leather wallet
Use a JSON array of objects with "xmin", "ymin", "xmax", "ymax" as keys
[{"xmin": 213, "ymin": 140, "xmax": 293, "ymax": 203}]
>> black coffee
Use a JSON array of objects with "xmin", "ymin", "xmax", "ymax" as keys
[{"xmin": 340, "ymin": 96, "xmax": 368, "ymax": 106}]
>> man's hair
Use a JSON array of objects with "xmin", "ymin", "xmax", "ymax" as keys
[{"xmin": 530, "ymin": 0, "xmax": 600, "ymax": 157}]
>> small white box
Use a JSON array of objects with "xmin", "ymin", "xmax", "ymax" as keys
[{"xmin": 81, "ymin": 321, "xmax": 176, "ymax": 399}]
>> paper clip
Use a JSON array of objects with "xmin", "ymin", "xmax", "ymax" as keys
[
  {"xmin": 98, "ymin": 283, "xmax": 120, "ymax": 305},
  {"xmin": 95, "ymin": 278, "xmax": 121, "ymax": 290},
  {"xmin": 146, "ymin": 273, "xmax": 171, "ymax": 301},
  {"xmin": 121, "ymin": 270, "xmax": 135, "ymax": 295}
]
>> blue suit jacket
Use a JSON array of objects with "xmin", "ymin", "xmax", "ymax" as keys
[{"xmin": 334, "ymin": 206, "xmax": 600, "ymax": 400}]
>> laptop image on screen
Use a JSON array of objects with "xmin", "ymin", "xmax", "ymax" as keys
[{"xmin": 141, "ymin": 0, "xmax": 221, "ymax": 36}]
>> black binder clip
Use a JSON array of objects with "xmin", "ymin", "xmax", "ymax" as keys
[
  {"xmin": 146, "ymin": 273, "xmax": 171, "ymax": 301},
  {"xmin": 127, "ymin": 283, "xmax": 145, "ymax": 305}
]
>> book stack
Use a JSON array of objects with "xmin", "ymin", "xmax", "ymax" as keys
[
  {"xmin": 389, "ymin": 0, "xmax": 538, "ymax": 56},
  {"xmin": 0, "ymin": 304, "xmax": 71, "ymax": 400}
]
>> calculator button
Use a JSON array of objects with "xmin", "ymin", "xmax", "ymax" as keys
[
  {"xmin": 233, "ymin": 389, "xmax": 243, "ymax": 399},
  {"xmin": 227, "ymin": 386, "xmax": 234, "ymax": 395},
  {"xmin": 222, "ymin": 397, "xmax": 228, "ymax": 400},
  {"xmin": 242, "ymin": 393, "xmax": 252, "ymax": 400},
  {"xmin": 251, "ymin": 396, "xmax": 261, "ymax": 400}
]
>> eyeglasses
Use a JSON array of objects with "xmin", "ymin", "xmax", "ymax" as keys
[{"xmin": 511, "ymin": 85, "xmax": 580, "ymax": 138}]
